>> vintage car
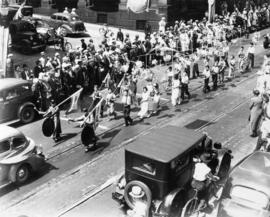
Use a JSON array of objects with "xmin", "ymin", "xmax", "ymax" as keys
[
  {"xmin": 0, "ymin": 78, "xmax": 37, "ymax": 124},
  {"xmin": 112, "ymin": 126, "xmax": 232, "ymax": 217},
  {"xmin": 48, "ymin": 12, "xmax": 86, "ymax": 36},
  {"xmin": 9, "ymin": 19, "xmax": 46, "ymax": 54},
  {"xmin": 8, "ymin": 4, "xmax": 33, "ymax": 20},
  {"xmin": 217, "ymin": 151, "xmax": 270, "ymax": 217},
  {"xmin": 0, "ymin": 126, "xmax": 45, "ymax": 186}
]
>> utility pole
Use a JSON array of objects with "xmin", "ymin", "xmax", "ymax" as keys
[{"xmin": 0, "ymin": 0, "xmax": 9, "ymax": 78}]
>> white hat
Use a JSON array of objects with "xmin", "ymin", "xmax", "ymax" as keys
[{"xmin": 129, "ymin": 186, "xmax": 145, "ymax": 198}]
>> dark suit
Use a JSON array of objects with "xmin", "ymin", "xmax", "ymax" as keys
[{"xmin": 249, "ymin": 96, "xmax": 263, "ymax": 136}]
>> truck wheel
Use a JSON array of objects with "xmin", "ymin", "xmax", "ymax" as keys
[
  {"xmin": 124, "ymin": 180, "xmax": 152, "ymax": 210},
  {"xmin": 20, "ymin": 106, "xmax": 35, "ymax": 124}
]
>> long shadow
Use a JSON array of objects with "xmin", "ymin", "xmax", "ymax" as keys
[
  {"xmin": 100, "ymin": 129, "xmax": 122, "ymax": 139},
  {"xmin": 53, "ymin": 133, "xmax": 77, "ymax": 147},
  {"xmin": 0, "ymin": 162, "xmax": 58, "ymax": 197},
  {"xmin": 157, "ymin": 113, "xmax": 175, "ymax": 119}
]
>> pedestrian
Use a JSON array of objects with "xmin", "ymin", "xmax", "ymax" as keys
[
  {"xmin": 218, "ymin": 57, "xmax": 226, "ymax": 84},
  {"xmin": 202, "ymin": 65, "xmax": 211, "ymax": 93},
  {"xmin": 116, "ymin": 28, "xmax": 124, "ymax": 42},
  {"xmin": 69, "ymin": 108, "xmax": 99, "ymax": 152},
  {"xmin": 138, "ymin": 87, "xmax": 149, "ymax": 120},
  {"xmin": 106, "ymin": 88, "xmax": 117, "ymax": 119},
  {"xmin": 159, "ymin": 17, "xmax": 166, "ymax": 34},
  {"xmin": 6, "ymin": 54, "xmax": 14, "ymax": 78},
  {"xmin": 81, "ymin": 39, "xmax": 87, "ymax": 51},
  {"xmin": 33, "ymin": 60, "xmax": 43, "ymax": 78},
  {"xmin": 249, "ymin": 89, "xmax": 263, "ymax": 137},
  {"xmin": 39, "ymin": 52, "xmax": 46, "ymax": 69},
  {"xmin": 171, "ymin": 73, "xmax": 181, "ymax": 106},
  {"xmin": 180, "ymin": 72, "xmax": 191, "ymax": 100},
  {"xmin": 211, "ymin": 61, "xmax": 219, "ymax": 91},
  {"xmin": 228, "ymin": 55, "xmax": 236, "ymax": 79},
  {"xmin": 166, "ymin": 66, "xmax": 174, "ymax": 91},
  {"xmin": 122, "ymin": 89, "xmax": 133, "ymax": 126},
  {"xmin": 247, "ymin": 42, "xmax": 255, "ymax": 68}
]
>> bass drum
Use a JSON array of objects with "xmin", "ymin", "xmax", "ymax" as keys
[
  {"xmin": 216, "ymin": 149, "xmax": 232, "ymax": 180},
  {"xmin": 42, "ymin": 117, "xmax": 55, "ymax": 137},
  {"xmin": 81, "ymin": 124, "xmax": 95, "ymax": 145}
]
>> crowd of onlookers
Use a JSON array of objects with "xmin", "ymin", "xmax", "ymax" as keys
[{"xmin": 4, "ymin": 3, "xmax": 270, "ymax": 123}]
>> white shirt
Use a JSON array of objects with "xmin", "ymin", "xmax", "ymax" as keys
[
  {"xmin": 248, "ymin": 46, "xmax": 255, "ymax": 54},
  {"xmin": 193, "ymin": 162, "xmax": 211, "ymax": 181},
  {"xmin": 203, "ymin": 69, "xmax": 211, "ymax": 78},
  {"xmin": 181, "ymin": 75, "xmax": 189, "ymax": 84}
]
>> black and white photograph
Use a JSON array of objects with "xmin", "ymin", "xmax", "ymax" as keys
[{"xmin": 0, "ymin": 0, "xmax": 270, "ymax": 217}]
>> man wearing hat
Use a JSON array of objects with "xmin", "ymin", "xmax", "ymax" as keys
[{"xmin": 191, "ymin": 153, "xmax": 218, "ymax": 209}]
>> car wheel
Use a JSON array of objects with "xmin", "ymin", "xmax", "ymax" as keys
[
  {"xmin": 20, "ymin": 106, "xmax": 35, "ymax": 124},
  {"xmin": 15, "ymin": 164, "xmax": 30, "ymax": 184},
  {"xmin": 124, "ymin": 180, "xmax": 152, "ymax": 210}
]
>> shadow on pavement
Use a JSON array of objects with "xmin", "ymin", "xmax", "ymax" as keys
[
  {"xmin": 53, "ymin": 133, "xmax": 78, "ymax": 147},
  {"xmin": 0, "ymin": 162, "xmax": 58, "ymax": 197}
]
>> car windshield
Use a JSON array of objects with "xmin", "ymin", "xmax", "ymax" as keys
[
  {"xmin": 231, "ymin": 186, "xmax": 269, "ymax": 209},
  {"xmin": 12, "ymin": 137, "xmax": 26, "ymax": 149}
]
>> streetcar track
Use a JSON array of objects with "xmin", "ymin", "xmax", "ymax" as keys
[
  {"xmin": 56, "ymin": 86, "xmax": 253, "ymax": 217},
  {"xmin": 0, "ymin": 71, "xmax": 255, "ymax": 213},
  {"xmin": 47, "ymin": 71, "xmax": 256, "ymax": 160}
]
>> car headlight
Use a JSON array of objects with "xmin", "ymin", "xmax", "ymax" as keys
[{"xmin": 30, "ymin": 36, "xmax": 33, "ymax": 41}]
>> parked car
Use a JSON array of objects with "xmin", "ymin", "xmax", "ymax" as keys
[
  {"xmin": 217, "ymin": 151, "xmax": 270, "ymax": 217},
  {"xmin": 112, "ymin": 126, "xmax": 232, "ymax": 217},
  {"xmin": 0, "ymin": 125, "xmax": 45, "ymax": 186},
  {"xmin": 9, "ymin": 19, "xmax": 46, "ymax": 54},
  {"xmin": 48, "ymin": 12, "xmax": 86, "ymax": 36},
  {"xmin": 0, "ymin": 78, "xmax": 37, "ymax": 124}
]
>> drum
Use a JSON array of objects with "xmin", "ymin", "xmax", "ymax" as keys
[
  {"xmin": 42, "ymin": 117, "xmax": 55, "ymax": 137},
  {"xmin": 81, "ymin": 124, "xmax": 95, "ymax": 145}
]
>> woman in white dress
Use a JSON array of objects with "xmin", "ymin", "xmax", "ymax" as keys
[
  {"xmin": 171, "ymin": 74, "xmax": 181, "ymax": 106},
  {"xmin": 138, "ymin": 87, "xmax": 150, "ymax": 120}
]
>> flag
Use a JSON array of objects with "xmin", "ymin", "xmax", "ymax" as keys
[
  {"xmin": 13, "ymin": 0, "xmax": 26, "ymax": 20},
  {"xmin": 208, "ymin": 0, "xmax": 215, "ymax": 23},
  {"xmin": 127, "ymin": 0, "xmax": 151, "ymax": 13},
  {"xmin": 65, "ymin": 88, "xmax": 83, "ymax": 114}
]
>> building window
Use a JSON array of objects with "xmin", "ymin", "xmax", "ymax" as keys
[
  {"xmin": 136, "ymin": 20, "xmax": 146, "ymax": 31},
  {"xmin": 97, "ymin": 14, "xmax": 107, "ymax": 24}
]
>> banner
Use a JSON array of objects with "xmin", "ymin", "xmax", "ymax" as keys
[
  {"xmin": 66, "ymin": 88, "xmax": 83, "ymax": 114},
  {"xmin": 127, "ymin": 0, "xmax": 151, "ymax": 13},
  {"xmin": 208, "ymin": 0, "xmax": 215, "ymax": 23}
]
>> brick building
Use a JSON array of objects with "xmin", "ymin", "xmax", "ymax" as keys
[{"xmin": 16, "ymin": 0, "xmax": 208, "ymax": 31}]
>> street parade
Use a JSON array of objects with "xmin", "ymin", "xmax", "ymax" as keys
[{"xmin": 1, "ymin": 0, "xmax": 270, "ymax": 217}]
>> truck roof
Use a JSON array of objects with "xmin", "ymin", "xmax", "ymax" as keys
[
  {"xmin": 125, "ymin": 126, "xmax": 205, "ymax": 163},
  {"xmin": 0, "ymin": 78, "xmax": 31, "ymax": 91}
]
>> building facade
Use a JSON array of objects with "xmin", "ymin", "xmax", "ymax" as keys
[{"xmin": 32, "ymin": 0, "xmax": 207, "ymax": 31}]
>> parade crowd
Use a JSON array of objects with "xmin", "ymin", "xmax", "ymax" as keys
[{"xmin": 5, "ymin": 3, "xmax": 270, "ymax": 132}]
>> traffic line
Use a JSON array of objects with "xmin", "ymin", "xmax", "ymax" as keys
[{"xmin": 57, "ymin": 175, "xmax": 122, "ymax": 217}]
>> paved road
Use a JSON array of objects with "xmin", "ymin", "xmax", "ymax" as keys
[{"xmin": 1, "ymin": 24, "xmax": 269, "ymax": 217}]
